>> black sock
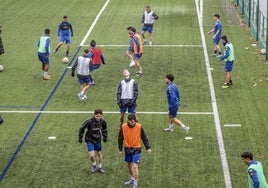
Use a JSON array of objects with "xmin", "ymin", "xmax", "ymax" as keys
[{"xmin": 214, "ymin": 50, "xmax": 217, "ymax": 54}]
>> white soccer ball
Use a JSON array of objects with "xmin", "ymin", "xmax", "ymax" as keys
[
  {"xmin": 0, "ymin": 65, "xmax": 4, "ymax": 72},
  {"xmin": 261, "ymin": 49, "xmax": 266, "ymax": 55},
  {"xmin": 63, "ymin": 57, "xmax": 69, "ymax": 63}
]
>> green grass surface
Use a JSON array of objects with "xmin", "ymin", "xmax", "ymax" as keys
[{"xmin": 0, "ymin": 0, "xmax": 268, "ymax": 187}]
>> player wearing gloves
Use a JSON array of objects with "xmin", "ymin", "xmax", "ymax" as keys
[
  {"xmin": 117, "ymin": 69, "xmax": 138, "ymax": 125},
  {"xmin": 78, "ymin": 109, "xmax": 108, "ymax": 173}
]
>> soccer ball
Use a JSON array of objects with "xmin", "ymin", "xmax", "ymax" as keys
[
  {"xmin": 261, "ymin": 49, "xmax": 266, "ymax": 55},
  {"xmin": 0, "ymin": 65, "xmax": 4, "ymax": 72},
  {"xmin": 63, "ymin": 57, "xmax": 69, "ymax": 63}
]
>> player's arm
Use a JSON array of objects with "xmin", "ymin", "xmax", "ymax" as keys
[
  {"xmin": 117, "ymin": 84, "xmax": 122, "ymax": 106},
  {"xmin": 141, "ymin": 13, "xmax": 145, "ymax": 24},
  {"xmin": 248, "ymin": 168, "xmax": 260, "ymax": 188},
  {"xmin": 141, "ymin": 127, "xmax": 150, "ymax": 151},
  {"xmin": 78, "ymin": 119, "xmax": 89, "ymax": 143},
  {"xmin": 71, "ymin": 58, "xmax": 78, "ymax": 76},
  {"xmin": 101, "ymin": 120, "xmax": 108, "ymax": 142},
  {"xmin": 118, "ymin": 127, "xmax": 124, "ymax": 152},
  {"xmin": 57, "ymin": 23, "xmax": 61, "ymax": 37},
  {"xmin": 152, "ymin": 12, "xmax": 159, "ymax": 19},
  {"xmin": 131, "ymin": 81, "xmax": 138, "ymax": 105},
  {"xmin": 69, "ymin": 23, "xmax": 73, "ymax": 37},
  {"xmin": 101, "ymin": 54, "xmax": 105, "ymax": 64},
  {"xmin": 208, "ymin": 28, "xmax": 214, "ymax": 34},
  {"xmin": 219, "ymin": 46, "xmax": 230, "ymax": 61},
  {"xmin": 45, "ymin": 38, "xmax": 50, "ymax": 54}
]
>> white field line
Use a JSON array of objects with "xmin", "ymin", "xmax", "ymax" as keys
[
  {"xmin": 79, "ymin": 0, "xmax": 111, "ymax": 46},
  {"xmin": 195, "ymin": 0, "xmax": 232, "ymax": 188},
  {"xmin": 81, "ymin": 44, "xmax": 203, "ymax": 47},
  {"xmin": 0, "ymin": 110, "xmax": 213, "ymax": 115}
]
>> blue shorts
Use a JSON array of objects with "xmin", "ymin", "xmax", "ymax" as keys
[
  {"xmin": 133, "ymin": 53, "xmax": 142, "ymax": 60},
  {"xmin": 38, "ymin": 52, "xmax": 49, "ymax": 64},
  {"xmin": 142, "ymin": 25, "xmax": 153, "ymax": 33},
  {"xmin": 120, "ymin": 106, "xmax": 136, "ymax": 114},
  {"xmin": 225, "ymin": 61, "xmax": 234, "ymax": 72},
  {"xmin": 125, "ymin": 153, "xmax": 140, "ymax": 164},
  {"xmin": 90, "ymin": 64, "xmax": 100, "ymax": 72},
  {"xmin": 213, "ymin": 37, "xmax": 221, "ymax": 45},
  {"xmin": 87, "ymin": 142, "xmax": 102, "ymax": 152},
  {"xmin": 169, "ymin": 105, "xmax": 179, "ymax": 118},
  {"xmin": 78, "ymin": 77, "xmax": 91, "ymax": 85},
  {"xmin": 60, "ymin": 36, "xmax": 71, "ymax": 44}
]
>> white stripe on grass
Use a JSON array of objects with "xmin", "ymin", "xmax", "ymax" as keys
[
  {"xmin": 81, "ymin": 44, "xmax": 203, "ymax": 47},
  {"xmin": 195, "ymin": 0, "xmax": 232, "ymax": 187},
  {"xmin": 0, "ymin": 110, "xmax": 213, "ymax": 115}
]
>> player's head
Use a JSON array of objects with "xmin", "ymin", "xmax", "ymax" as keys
[
  {"xmin": 90, "ymin": 40, "xmax": 96, "ymax": 47},
  {"xmin": 94, "ymin": 109, "xmax": 103, "ymax": 121},
  {"xmin": 63, "ymin": 15, "xmax": 67, "ymax": 20},
  {"xmin": 145, "ymin": 5, "xmax": 151, "ymax": 12},
  {"xmin": 221, "ymin": 35, "xmax": 228, "ymax": 44},
  {"xmin": 241, "ymin": 151, "xmax": 253, "ymax": 164},
  {"xmin": 129, "ymin": 27, "xmax": 136, "ymax": 36},
  {"xmin": 214, "ymin": 14, "xmax": 220, "ymax": 20},
  {"xmin": 83, "ymin": 49, "xmax": 89, "ymax": 55},
  {"xmin": 127, "ymin": 114, "xmax": 137, "ymax": 128},
  {"xmin": 165, "ymin": 74, "xmax": 174, "ymax": 83},
  {"xmin": 44, "ymin": 28, "xmax": 50, "ymax": 35},
  {"xmin": 123, "ymin": 69, "xmax": 130, "ymax": 78},
  {"xmin": 127, "ymin": 26, "xmax": 132, "ymax": 31}
]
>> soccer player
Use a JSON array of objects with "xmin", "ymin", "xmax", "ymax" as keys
[
  {"xmin": 126, "ymin": 26, "xmax": 136, "ymax": 68},
  {"xmin": 117, "ymin": 69, "xmax": 138, "ymax": 125},
  {"xmin": 163, "ymin": 74, "xmax": 190, "ymax": 133},
  {"xmin": 78, "ymin": 109, "xmax": 108, "ymax": 173},
  {"xmin": 208, "ymin": 14, "xmax": 222, "ymax": 57},
  {"xmin": 140, "ymin": 5, "xmax": 159, "ymax": 46},
  {"xmin": 128, "ymin": 27, "xmax": 143, "ymax": 76},
  {"xmin": 218, "ymin": 35, "xmax": 235, "ymax": 88},
  {"xmin": 0, "ymin": 24, "xmax": 5, "ymax": 56},
  {"xmin": 118, "ymin": 114, "xmax": 151, "ymax": 188},
  {"xmin": 241, "ymin": 151, "xmax": 268, "ymax": 188},
  {"xmin": 53, "ymin": 15, "xmax": 74, "ymax": 57},
  {"xmin": 71, "ymin": 49, "xmax": 94, "ymax": 101},
  {"xmin": 37, "ymin": 28, "xmax": 51, "ymax": 80},
  {"xmin": 88, "ymin": 40, "xmax": 105, "ymax": 72}
]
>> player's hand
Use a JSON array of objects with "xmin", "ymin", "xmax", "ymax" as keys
[
  {"xmin": 79, "ymin": 139, "xmax": 82, "ymax": 143},
  {"xmin": 71, "ymin": 72, "xmax": 75, "ymax": 77},
  {"xmin": 118, "ymin": 151, "xmax": 123, "ymax": 155},
  {"xmin": 103, "ymin": 138, "xmax": 107, "ymax": 143},
  {"xmin": 147, "ymin": 149, "xmax": 152, "ymax": 154}
]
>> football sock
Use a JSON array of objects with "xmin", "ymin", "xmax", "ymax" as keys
[
  {"xmin": 98, "ymin": 164, "xmax": 102, "ymax": 168},
  {"xmin": 214, "ymin": 50, "xmax": 217, "ymax": 54},
  {"xmin": 169, "ymin": 124, "xmax": 173, "ymax": 129},
  {"xmin": 181, "ymin": 124, "xmax": 186, "ymax": 129},
  {"xmin": 92, "ymin": 162, "xmax": 96, "ymax": 166},
  {"xmin": 218, "ymin": 52, "xmax": 221, "ymax": 55},
  {"xmin": 44, "ymin": 71, "xmax": 48, "ymax": 77}
]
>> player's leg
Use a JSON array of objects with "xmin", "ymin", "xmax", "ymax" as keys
[
  {"xmin": 78, "ymin": 79, "xmax": 86, "ymax": 100},
  {"xmin": 134, "ymin": 54, "xmax": 143, "ymax": 76},
  {"xmin": 53, "ymin": 40, "xmax": 64, "ymax": 54},
  {"xmin": 163, "ymin": 108, "xmax": 174, "ymax": 131},
  {"xmin": 222, "ymin": 62, "xmax": 233, "ymax": 88},
  {"xmin": 126, "ymin": 50, "xmax": 135, "ymax": 67},
  {"xmin": 87, "ymin": 143, "xmax": 97, "ymax": 173},
  {"xmin": 131, "ymin": 153, "xmax": 140, "ymax": 188},
  {"xmin": 148, "ymin": 27, "xmax": 153, "ymax": 45},
  {"xmin": 119, "ymin": 109, "xmax": 126, "ymax": 125},
  {"xmin": 141, "ymin": 25, "xmax": 148, "ymax": 43},
  {"xmin": 65, "ymin": 37, "xmax": 71, "ymax": 56},
  {"xmin": 95, "ymin": 143, "xmax": 105, "ymax": 173}
]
